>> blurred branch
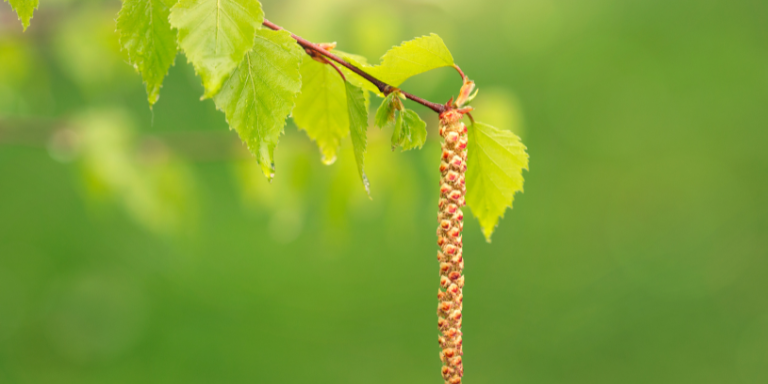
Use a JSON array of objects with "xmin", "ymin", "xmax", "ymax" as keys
[{"xmin": 0, "ymin": 118, "xmax": 250, "ymax": 162}]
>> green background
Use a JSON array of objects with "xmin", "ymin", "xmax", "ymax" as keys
[{"xmin": 1, "ymin": 0, "xmax": 767, "ymax": 383}]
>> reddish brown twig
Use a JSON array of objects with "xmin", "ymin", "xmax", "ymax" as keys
[{"xmin": 263, "ymin": 19, "xmax": 447, "ymax": 114}]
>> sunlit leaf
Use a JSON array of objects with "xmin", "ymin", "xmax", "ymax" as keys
[
  {"xmin": 4, "ymin": 0, "xmax": 38, "ymax": 31},
  {"xmin": 391, "ymin": 109, "xmax": 426, "ymax": 151},
  {"xmin": 345, "ymin": 81, "xmax": 370, "ymax": 196},
  {"xmin": 334, "ymin": 50, "xmax": 381, "ymax": 95},
  {"xmin": 116, "ymin": 0, "xmax": 177, "ymax": 106},
  {"xmin": 169, "ymin": 0, "xmax": 263, "ymax": 98},
  {"xmin": 293, "ymin": 57, "xmax": 349, "ymax": 165},
  {"xmin": 466, "ymin": 122, "xmax": 529, "ymax": 241},
  {"xmin": 365, "ymin": 34, "xmax": 454, "ymax": 86},
  {"xmin": 213, "ymin": 29, "xmax": 303, "ymax": 180}
]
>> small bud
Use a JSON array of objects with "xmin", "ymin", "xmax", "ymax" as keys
[
  {"xmin": 437, "ymin": 251, "xmax": 445, "ymax": 261},
  {"xmin": 443, "ymin": 348, "xmax": 456, "ymax": 358},
  {"xmin": 440, "ymin": 263, "xmax": 451, "ymax": 273},
  {"xmin": 446, "ymin": 132, "xmax": 459, "ymax": 143},
  {"xmin": 448, "ymin": 284, "xmax": 459, "ymax": 294},
  {"xmin": 454, "ymin": 210, "xmax": 464, "ymax": 221},
  {"xmin": 449, "ymin": 377, "xmax": 462, "ymax": 384},
  {"xmin": 440, "ymin": 220, "xmax": 452, "ymax": 230},
  {"xmin": 437, "ymin": 289, "xmax": 445, "ymax": 300},
  {"xmin": 438, "ymin": 317, "xmax": 448, "ymax": 329},
  {"xmin": 441, "ymin": 301, "xmax": 452, "ymax": 312},
  {"xmin": 449, "ymin": 271, "xmax": 461, "ymax": 280},
  {"xmin": 438, "ymin": 336, "xmax": 447, "ymax": 346},
  {"xmin": 458, "ymin": 175, "xmax": 465, "ymax": 186},
  {"xmin": 442, "ymin": 149, "xmax": 452, "ymax": 160},
  {"xmin": 438, "ymin": 198, "xmax": 448, "ymax": 208},
  {"xmin": 449, "ymin": 190, "xmax": 463, "ymax": 201},
  {"xmin": 440, "ymin": 276, "xmax": 450, "ymax": 287},
  {"xmin": 455, "ymin": 294, "xmax": 463, "ymax": 303},
  {"xmin": 439, "ymin": 162, "xmax": 449, "ymax": 172},
  {"xmin": 446, "ymin": 171, "xmax": 459, "ymax": 182},
  {"xmin": 441, "ymin": 366, "xmax": 453, "ymax": 377},
  {"xmin": 440, "ymin": 184, "xmax": 453, "ymax": 194},
  {"xmin": 458, "ymin": 137, "xmax": 468, "ymax": 149},
  {"xmin": 444, "ymin": 328, "xmax": 457, "ymax": 338},
  {"xmin": 451, "ymin": 356, "xmax": 463, "ymax": 367},
  {"xmin": 463, "ymin": 124, "xmax": 468, "ymax": 134},
  {"xmin": 457, "ymin": 276, "xmax": 465, "ymax": 288},
  {"xmin": 451, "ymin": 310, "xmax": 462, "ymax": 321},
  {"xmin": 446, "ymin": 204, "xmax": 458, "ymax": 214},
  {"xmin": 449, "ymin": 228, "xmax": 461, "ymax": 238},
  {"xmin": 439, "ymin": 125, "xmax": 445, "ymax": 137},
  {"xmin": 451, "ymin": 156, "xmax": 463, "ymax": 168},
  {"xmin": 444, "ymin": 244, "xmax": 457, "ymax": 255},
  {"xmin": 455, "ymin": 336, "xmax": 463, "ymax": 346}
]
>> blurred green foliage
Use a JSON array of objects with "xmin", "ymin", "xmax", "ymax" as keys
[{"xmin": 1, "ymin": 0, "xmax": 767, "ymax": 383}]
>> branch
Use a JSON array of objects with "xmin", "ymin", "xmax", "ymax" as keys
[{"xmin": 263, "ymin": 19, "xmax": 448, "ymax": 114}]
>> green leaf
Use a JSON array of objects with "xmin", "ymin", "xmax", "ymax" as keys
[
  {"xmin": 345, "ymin": 81, "xmax": 370, "ymax": 196},
  {"xmin": 169, "ymin": 0, "xmax": 264, "ymax": 98},
  {"xmin": 466, "ymin": 122, "xmax": 529, "ymax": 242},
  {"xmin": 366, "ymin": 34, "xmax": 454, "ymax": 87},
  {"xmin": 333, "ymin": 50, "xmax": 381, "ymax": 95},
  {"xmin": 5, "ymin": 0, "xmax": 38, "ymax": 31},
  {"xmin": 390, "ymin": 109, "xmax": 427, "ymax": 151},
  {"xmin": 117, "ymin": 0, "xmax": 178, "ymax": 107},
  {"xmin": 212, "ymin": 29, "xmax": 303, "ymax": 180},
  {"xmin": 293, "ymin": 57, "xmax": 349, "ymax": 165},
  {"xmin": 374, "ymin": 92, "xmax": 397, "ymax": 130}
]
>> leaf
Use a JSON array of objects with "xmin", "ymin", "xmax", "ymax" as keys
[
  {"xmin": 345, "ymin": 81, "xmax": 370, "ymax": 196},
  {"xmin": 391, "ymin": 109, "xmax": 427, "ymax": 151},
  {"xmin": 466, "ymin": 122, "xmax": 529, "ymax": 241},
  {"xmin": 169, "ymin": 0, "xmax": 264, "ymax": 98},
  {"xmin": 117, "ymin": 0, "xmax": 178, "ymax": 107},
  {"xmin": 213, "ymin": 29, "xmax": 303, "ymax": 180},
  {"xmin": 333, "ymin": 50, "xmax": 381, "ymax": 95},
  {"xmin": 365, "ymin": 34, "xmax": 454, "ymax": 87},
  {"xmin": 293, "ymin": 57, "xmax": 349, "ymax": 165},
  {"xmin": 374, "ymin": 92, "xmax": 397, "ymax": 130},
  {"xmin": 5, "ymin": 0, "xmax": 38, "ymax": 31}
]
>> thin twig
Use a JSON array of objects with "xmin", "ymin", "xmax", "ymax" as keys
[
  {"xmin": 325, "ymin": 59, "xmax": 347, "ymax": 82},
  {"xmin": 263, "ymin": 19, "xmax": 448, "ymax": 114}
]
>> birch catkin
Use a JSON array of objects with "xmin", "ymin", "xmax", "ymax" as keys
[{"xmin": 436, "ymin": 109, "xmax": 467, "ymax": 384}]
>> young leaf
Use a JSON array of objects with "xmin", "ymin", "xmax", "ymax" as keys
[
  {"xmin": 391, "ymin": 109, "xmax": 427, "ymax": 151},
  {"xmin": 293, "ymin": 58, "xmax": 349, "ymax": 165},
  {"xmin": 169, "ymin": 0, "xmax": 264, "ymax": 98},
  {"xmin": 4, "ymin": 0, "xmax": 38, "ymax": 31},
  {"xmin": 466, "ymin": 122, "xmax": 529, "ymax": 241},
  {"xmin": 345, "ymin": 82, "xmax": 370, "ymax": 196},
  {"xmin": 374, "ymin": 92, "xmax": 397, "ymax": 130},
  {"xmin": 116, "ymin": 0, "xmax": 178, "ymax": 107},
  {"xmin": 366, "ymin": 34, "xmax": 454, "ymax": 87},
  {"xmin": 212, "ymin": 29, "xmax": 303, "ymax": 180},
  {"xmin": 333, "ymin": 50, "xmax": 381, "ymax": 96}
]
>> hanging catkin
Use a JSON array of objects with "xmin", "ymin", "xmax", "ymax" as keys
[{"xmin": 436, "ymin": 109, "xmax": 467, "ymax": 384}]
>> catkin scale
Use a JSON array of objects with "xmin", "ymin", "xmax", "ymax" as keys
[{"xmin": 436, "ymin": 110, "xmax": 466, "ymax": 384}]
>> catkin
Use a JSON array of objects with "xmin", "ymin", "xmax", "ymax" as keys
[{"xmin": 436, "ymin": 109, "xmax": 467, "ymax": 384}]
